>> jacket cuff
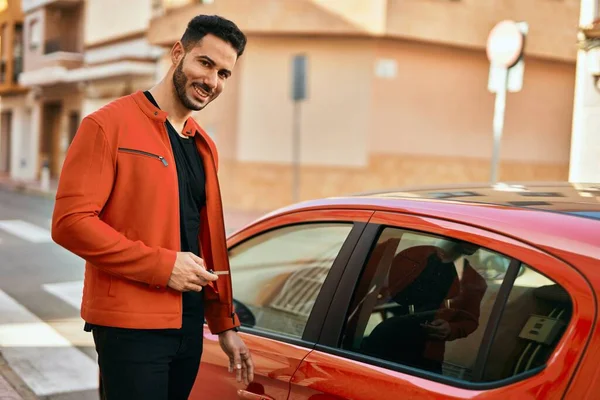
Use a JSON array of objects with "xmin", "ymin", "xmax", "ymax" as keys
[
  {"xmin": 205, "ymin": 301, "xmax": 241, "ymax": 334},
  {"xmin": 149, "ymin": 248, "xmax": 177, "ymax": 289}
]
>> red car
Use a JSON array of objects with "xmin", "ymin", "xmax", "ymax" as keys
[{"xmin": 190, "ymin": 183, "xmax": 600, "ymax": 400}]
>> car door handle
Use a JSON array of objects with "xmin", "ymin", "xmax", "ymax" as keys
[{"xmin": 237, "ymin": 389, "xmax": 275, "ymax": 400}]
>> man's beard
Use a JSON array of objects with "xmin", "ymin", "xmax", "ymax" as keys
[{"xmin": 173, "ymin": 60, "xmax": 207, "ymax": 111}]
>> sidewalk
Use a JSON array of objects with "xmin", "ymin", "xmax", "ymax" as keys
[
  {"xmin": 0, "ymin": 353, "xmax": 37, "ymax": 400},
  {"xmin": 0, "ymin": 175, "xmax": 58, "ymax": 200}
]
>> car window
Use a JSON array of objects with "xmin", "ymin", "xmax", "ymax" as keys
[
  {"xmin": 229, "ymin": 222, "xmax": 354, "ymax": 339},
  {"xmin": 340, "ymin": 227, "xmax": 572, "ymax": 384}
]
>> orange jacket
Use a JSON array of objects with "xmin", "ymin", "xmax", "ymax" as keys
[{"xmin": 51, "ymin": 90, "xmax": 240, "ymax": 334}]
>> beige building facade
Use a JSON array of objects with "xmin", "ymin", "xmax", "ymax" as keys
[
  {"xmin": 149, "ymin": 0, "xmax": 581, "ymax": 211},
  {"xmin": 571, "ymin": 0, "xmax": 600, "ymax": 183},
  {"xmin": 0, "ymin": 0, "xmax": 30, "ymax": 180},
  {"xmin": 17, "ymin": 0, "xmax": 163, "ymax": 179}
]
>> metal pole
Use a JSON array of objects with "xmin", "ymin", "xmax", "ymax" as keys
[
  {"xmin": 490, "ymin": 67, "xmax": 508, "ymax": 184},
  {"xmin": 292, "ymin": 101, "xmax": 301, "ymax": 203}
]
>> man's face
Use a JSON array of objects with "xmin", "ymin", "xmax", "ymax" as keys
[
  {"xmin": 436, "ymin": 241, "xmax": 479, "ymax": 263},
  {"xmin": 172, "ymin": 34, "xmax": 238, "ymax": 111}
]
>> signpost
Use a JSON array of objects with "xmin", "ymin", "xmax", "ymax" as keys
[
  {"xmin": 486, "ymin": 20, "xmax": 528, "ymax": 184},
  {"xmin": 291, "ymin": 54, "xmax": 307, "ymax": 203}
]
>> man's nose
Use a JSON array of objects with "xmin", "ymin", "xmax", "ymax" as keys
[{"xmin": 204, "ymin": 71, "xmax": 218, "ymax": 90}]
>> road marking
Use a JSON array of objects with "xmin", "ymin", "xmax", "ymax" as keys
[
  {"xmin": 0, "ymin": 220, "xmax": 52, "ymax": 243},
  {"xmin": 0, "ymin": 290, "xmax": 98, "ymax": 396},
  {"xmin": 42, "ymin": 281, "xmax": 84, "ymax": 310}
]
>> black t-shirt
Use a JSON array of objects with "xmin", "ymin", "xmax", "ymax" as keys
[{"xmin": 144, "ymin": 91, "xmax": 206, "ymax": 334}]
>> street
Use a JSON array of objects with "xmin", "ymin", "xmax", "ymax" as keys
[
  {"xmin": 0, "ymin": 187, "xmax": 99, "ymax": 399},
  {"xmin": 0, "ymin": 186, "xmax": 264, "ymax": 399}
]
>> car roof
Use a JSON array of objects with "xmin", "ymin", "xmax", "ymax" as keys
[
  {"xmin": 355, "ymin": 182, "xmax": 600, "ymax": 219},
  {"xmin": 256, "ymin": 182, "xmax": 600, "ymax": 262}
]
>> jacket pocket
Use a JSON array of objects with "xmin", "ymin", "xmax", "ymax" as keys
[
  {"xmin": 108, "ymin": 276, "xmax": 117, "ymax": 297},
  {"xmin": 117, "ymin": 147, "xmax": 168, "ymax": 166}
]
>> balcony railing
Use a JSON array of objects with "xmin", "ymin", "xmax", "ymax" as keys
[{"xmin": 44, "ymin": 39, "xmax": 79, "ymax": 55}]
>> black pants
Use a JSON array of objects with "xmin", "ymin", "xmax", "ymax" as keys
[{"xmin": 92, "ymin": 326, "xmax": 203, "ymax": 400}]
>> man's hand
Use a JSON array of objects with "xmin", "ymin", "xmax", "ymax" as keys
[
  {"xmin": 421, "ymin": 319, "xmax": 451, "ymax": 340},
  {"xmin": 167, "ymin": 252, "xmax": 218, "ymax": 292},
  {"xmin": 219, "ymin": 329, "xmax": 254, "ymax": 385}
]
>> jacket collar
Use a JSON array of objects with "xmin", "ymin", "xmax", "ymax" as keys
[
  {"xmin": 132, "ymin": 90, "xmax": 168, "ymax": 122},
  {"xmin": 131, "ymin": 90, "xmax": 198, "ymax": 138}
]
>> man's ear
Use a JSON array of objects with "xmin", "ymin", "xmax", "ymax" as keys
[{"xmin": 171, "ymin": 41, "xmax": 185, "ymax": 66}]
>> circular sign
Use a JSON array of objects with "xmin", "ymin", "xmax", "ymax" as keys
[{"xmin": 486, "ymin": 20, "xmax": 524, "ymax": 68}]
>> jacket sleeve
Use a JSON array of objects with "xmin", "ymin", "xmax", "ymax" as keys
[
  {"xmin": 51, "ymin": 116, "xmax": 176, "ymax": 287},
  {"xmin": 448, "ymin": 261, "xmax": 488, "ymax": 340}
]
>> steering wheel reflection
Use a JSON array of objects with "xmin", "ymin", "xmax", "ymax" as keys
[{"xmin": 233, "ymin": 298, "xmax": 256, "ymax": 327}]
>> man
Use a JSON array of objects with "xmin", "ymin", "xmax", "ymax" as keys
[{"xmin": 51, "ymin": 14, "xmax": 254, "ymax": 399}]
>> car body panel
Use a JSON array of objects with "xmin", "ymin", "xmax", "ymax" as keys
[
  {"xmin": 190, "ymin": 329, "xmax": 310, "ymax": 399},
  {"xmin": 288, "ymin": 211, "xmax": 596, "ymax": 399},
  {"xmin": 191, "ymin": 209, "xmax": 374, "ymax": 399},
  {"xmin": 194, "ymin": 183, "xmax": 600, "ymax": 399}
]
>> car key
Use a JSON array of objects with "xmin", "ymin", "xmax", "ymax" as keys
[{"xmin": 207, "ymin": 269, "xmax": 229, "ymax": 276}]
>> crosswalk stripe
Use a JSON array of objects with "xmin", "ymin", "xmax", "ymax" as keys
[
  {"xmin": 0, "ymin": 289, "xmax": 98, "ymax": 396},
  {"xmin": 0, "ymin": 220, "xmax": 52, "ymax": 243},
  {"xmin": 42, "ymin": 281, "xmax": 84, "ymax": 310}
]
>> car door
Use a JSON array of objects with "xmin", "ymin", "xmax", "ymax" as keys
[
  {"xmin": 189, "ymin": 209, "xmax": 374, "ymax": 400},
  {"xmin": 288, "ymin": 211, "xmax": 595, "ymax": 399}
]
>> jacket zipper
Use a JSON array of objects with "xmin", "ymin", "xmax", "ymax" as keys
[{"xmin": 118, "ymin": 147, "xmax": 168, "ymax": 167}]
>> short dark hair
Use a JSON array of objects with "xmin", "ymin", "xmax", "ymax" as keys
[{"xmin": 180, "ymin": 15, "xmax": 247, "ymax": 57}]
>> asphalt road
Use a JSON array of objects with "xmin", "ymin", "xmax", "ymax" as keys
[{"xmin": 0, "ymin": 187, "xmax": 100, "ymax": 399}]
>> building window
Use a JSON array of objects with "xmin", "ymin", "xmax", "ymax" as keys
[
  {"xmin": 68, "ymin": 111, "xmax": 80, "ymax": 145},
  {"xmin": 13, "ymin": 23, "xmax": 23, "ymax": 84},
  {"xmin": 0, "ymin": 23, "xmax": 7, "ymax": 84},
  {"xmin": 29, "ymin": 20, "xmax": 41, "ymax": 51}
]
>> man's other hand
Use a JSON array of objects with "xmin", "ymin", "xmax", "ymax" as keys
[
  {"xmin": 421, "ymin": 319, "xmax": 451, "ymax": 340},
  {"xmin": 167, "ymin": 252, "xmax": 218, "ymax": 292},
  {"xmin": 219, "ymin": 329, "xmax": 254, "ymax": 385}
]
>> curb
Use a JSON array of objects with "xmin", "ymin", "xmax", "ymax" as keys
[
  {"xmin": 0, "ymin": 181, "xmax": 56, "ymax": 200},
  {"xmin": 0, "ymin": 352, "xmax": 38, "ymax": 400}
]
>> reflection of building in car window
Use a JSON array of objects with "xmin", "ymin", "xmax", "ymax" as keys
[
  {"xmin": 269, "ymin": 266, "xmax": 329, "ymax": 318},
  {"xmin": 228, "ymin": 223, "xmax": 353, "ymax": 338}
]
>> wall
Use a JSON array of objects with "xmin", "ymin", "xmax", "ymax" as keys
[
  {"xmin": 234, "ymin": 36, "xmax": 373, "ymax": 167},
  {"xmin": 85, "ymin": 0, "xmax": 152, "ymax": 45},
  {"xmin": 215, "ymin": 37, "xmax": 573, "ymax": 212},
  {"xmin": 369, "ymin": 39, "xmax": 574, "ymax": 164},
  {"xmin": 148, "ymin": 0, "xmax": 387, "ymax": 46},
  {"xmin": 149, "ymin": 0, "xmax": 580, "ymax": 63},
  {"xmin": 147, "ymin": 0, "xmax": 579, "ymax": 212},
  {"xmin": 1, "ymin": 94, "xmax": 38, "ymax": 180},
  {"xmin": 22, "ymin": 8, "xmax": 45, "ymax": 72},
  {"xmin": 386, "ymin": 0, "xmax": 581, "ymax": 62}
]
